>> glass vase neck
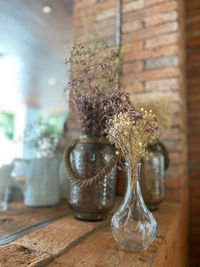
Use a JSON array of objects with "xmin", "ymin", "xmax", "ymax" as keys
[{"xmin": 124, "ymin": 163, "xmax": 144, "ymax": 207}]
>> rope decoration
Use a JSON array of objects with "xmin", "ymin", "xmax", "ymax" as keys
[{"xmin": 63, "ymin": 138, "xmax": 119, "ymax": 188}]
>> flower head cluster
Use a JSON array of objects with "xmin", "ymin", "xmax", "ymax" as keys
[
  {"xmin": 107, "ymin": 107, "xmax": 159, "ymax": 169},
  {"xmin": 131, "ymin": 92, "xmax": 176, "ymax": 130},
  {"xmin": 65, "ymin": 40, "xmax": 127, "ymax": 137}
]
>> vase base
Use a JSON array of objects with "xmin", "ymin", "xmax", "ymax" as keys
[
  {"xmin": 119, "ymin": 239, "xmax": 151, "ymax": 252},
  {"xmin": 74, "ymin": 212, "xmax": 106, "ymax": 222}
]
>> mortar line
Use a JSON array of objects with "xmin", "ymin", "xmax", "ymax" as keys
[{"xmin": 39, "ymin": 218, "xmax": 111, "ymax": 267}]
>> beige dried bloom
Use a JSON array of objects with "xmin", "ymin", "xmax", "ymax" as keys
[
  {"xmin": 130, "ymin": 92, "xmax": 176, "ymax": 130},
  {"xmin": 107, "ymin": 107, "xmax": 158, "ymax": 182}
]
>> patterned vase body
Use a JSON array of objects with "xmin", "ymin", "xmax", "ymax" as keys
[{"xmin": 67, "ymin": 136, "xmax": 116, "ymax": 221}]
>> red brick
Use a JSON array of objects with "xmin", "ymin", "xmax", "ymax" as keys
[
  {"xmin": 171, "ymin": 114, "xmax": 185, "ymax": 128},
  {"xmin": 96, "ymin": 7, "xmax": 116, "ymax": 21},
  {"xmin": 188, "ymin": 136, "xmax": 200, "ymax": 145},
  {"xmin": 187, "ymin": 52, "xmax": 200, "ymax": 65},
  {"xmin": 124, "ymin": 82, "xmax": 145, "ymax": 93},
  {"xmin": 116, "ymin": 169, "xmax": 126, "ymax": 196},
  {"xmin": 48, "ymin": 202, "xmax": 186, "ymax": 267},
  {"xmin": 122, "ymin": 0, "xmax": 144, "ymax": 13},
  {"xmin": 163, "ymin": 139, "xmax": 185, "ymax": 152},
  {"xmin": 95, "ymin": 0, "xmax": 116, "ymax": 10},
  {"xmin": 145, "ymin": 11, "xmax": 178, "ymax": 27},
  {"xmin": 124, "ymin": 45, "xmax": 178, "ymax": 62},
  {"xmin": 186, "ymin": 14, "xmax": 200, "ymax": 25},
  {"xmin": 0, "ymin": 201, "xmax": 71, "ymax": 240},
  {"xmin": 123, "ymin": 22, "xmax": 178, "ymax": 43},
  {"xmin": 146, "ymin": 0, "xmax": 168, "ymax": 7},
  {"xmin": 121, "ymin": 67, "xmax": 180, "ymax": 84},
  {"xmin": 165, "ymin": 187, "xmax": 181, "ymax": 202},
  {"xmin": 74, "ymin": 16, "xmax": 115, "ymax": 28},
  {"xmin": 186, "ymin": 21, "xmax": 200, "ymax": 32},
  {"xmin": 190, "ymin": 152, "xmax": 200, "ymax": 162},
  {"xmin": 163, "ymin": 131, "xmax": 186, "ymax": 144},
  {"xmin": 74, "ymin": 1, "xmax": 116, "ymax": 19},
  {"xmin": 169, "ymin": 152, "xmax": 187, "ymax": 164},
  {"xmin": 145, "ymin": 33, "xmax": 178, "ymax": 49},
  {"xmin": 186, "ymin": 0, "xmax": 200, "ymax": 10},
  {"xmin": 122, "ymin": 20, "xmax": 144, "ymax": 33},
  {"xmin": 74, "ymin": 0, "xmax": 94, "ymax": 10},
  {"xmin": 0, "ymin": 244, "xmax": 51, "ymax": 267},
  {"xmin": 122, "ymin": 61, "xmax": 144, "ymax": 74},
  {"xmin": 187, "ymin": 37, "xmax": 200, "ymax": 49},
  {"xmin": 165, "ymin": 175, "xmax": 186, "ymax": 189},
  {"xmin": 123, "ymin": 2, "xmax": 178, "ymax": 22},
  {"xmin": 145, "ymin": 78, "xmax": 179, "ymax": 91},
  {"xmin": 165, "ymin": 164, "xmax": 187, "ymax": 178},
  {"xmin": 12, "ymin": 216, "xmax": 102, "ymax": 256},
  {"xmin": 123, "ymin": 41, "xmax": 144, "ymax": 53}
]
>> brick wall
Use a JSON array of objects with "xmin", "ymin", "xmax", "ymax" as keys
[
  {"xmin": 120, "ymin": 0, "xmax": 188, "ymax": 204},
  {"xmin": 185, "ymin": 0, "xmax": 200, "ymax": 265},
  {"xmin": 72, "ymin": 0, "xmax": 188, "ymax": 204}
]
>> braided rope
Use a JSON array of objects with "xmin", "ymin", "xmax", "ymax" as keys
[{"xmin": 63, "ymin": 138, "xmax": 119, "ymax": 188}]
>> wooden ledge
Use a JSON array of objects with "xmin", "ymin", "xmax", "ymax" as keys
[{"xmin": 0, "ymin": 199, "xmax": 188, "ymax": 266}]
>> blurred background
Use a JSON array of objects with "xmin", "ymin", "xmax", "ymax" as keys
[
  {"xmin": 0, "ymin": 0, "xmax": 73, "ymax": 164},
  {"xmin": 0, "ymin": 0, "xmax": 200, "ymax": 265}
]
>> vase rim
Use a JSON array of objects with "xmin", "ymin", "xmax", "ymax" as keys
[
  {"xmin": 125, "ymin": 162, "xmax": 142, "ymax": 167},
  {"xmin": 80, "ymin": 134, "xmax": 106, "ymax": 139}
]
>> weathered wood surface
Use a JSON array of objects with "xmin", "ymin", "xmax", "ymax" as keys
[{"xmin": 0, "ymin": 200, "xmax": 70, "ymax": 240}]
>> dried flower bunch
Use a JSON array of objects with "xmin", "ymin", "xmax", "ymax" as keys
[
  {"xmin": 65, "ymin": 40, "xmax": 128, "ymax": 137},
  {"xmin": 24, "ymin": 122, "xmax": 64, "ymax": 158},
  {"xmin": 130, "ymin": 92, "xmax": 175, "ymax": 130},
  {"xmin": 107, "ymin": 107, "xmax": 159, "ymax": 181}
]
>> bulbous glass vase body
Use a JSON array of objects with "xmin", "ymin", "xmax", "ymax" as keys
[{"xmin": 111, "ymin": 163, "xmax": 157, "ymax": 252}]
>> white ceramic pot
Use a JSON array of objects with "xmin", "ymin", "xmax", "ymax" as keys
[
  {"xmin": 0, "ymin": 164, "xmax": 13, "ymax": 210},
  {"xmin": 59, "ymin": 159, "xmax": 69, "ymax": 199},
  {"xmin": 24, "ymin": 157, "xmax": 61, "ymax": 207}
]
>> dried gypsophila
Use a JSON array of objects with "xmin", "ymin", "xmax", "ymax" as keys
[
  {"xmin": 107, "ymin": 107, "xmax": 159, "ymax": 182},
  {"xmin": 69, "ymin": 85, "xmax": 132, "ymax": 137},
  {"xmin": 130, "ymin": 92, "xmax": 177, "ymax": 130},
  {"xmin": 66, "ymin": 40, "xmax": 120, "ymax": 96},
  {"xmin": 65, "ymin": 40, "xmax": 127, "ymax": 137},
  {"xmin": 107, "ymin": 107, "xmax": 159, "ymax": 221}
]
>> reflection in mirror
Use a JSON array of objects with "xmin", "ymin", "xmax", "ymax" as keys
[{"xmin": 0, "ymin": 0, "xmax": 73, "ymax": 205}]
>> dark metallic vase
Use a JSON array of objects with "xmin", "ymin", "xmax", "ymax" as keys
[
  {"xmin": 66, "ymin": 136, "xmax": 117, "ymax": 221},
  {"xmin": 140, "ymin": 142, "xmax": 167, "ymax": 211}
]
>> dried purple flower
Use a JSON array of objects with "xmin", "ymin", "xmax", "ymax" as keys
[{"xmin": 65, "ymin": 40, "xmax": 131, "ymax": 137}]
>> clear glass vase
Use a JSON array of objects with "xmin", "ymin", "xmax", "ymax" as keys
[
  {"xmin": 140, "ymin": 142, "xmax": 166, "ymax": 211},
  {"xmin": 111, "ymin": 163, "xmax": 157, "ymax": 252}
]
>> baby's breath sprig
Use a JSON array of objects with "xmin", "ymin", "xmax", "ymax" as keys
[
  {"xmin": 107, "ymin": 107, "xmax": 159, "ymax": 220},
  {"xmin": 107, "ymin": 107, "xmax": 159, "ymax": 182},
  {"xmin": 130, "ymin": 92, "xmax": 176, "ymax": 130}
]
